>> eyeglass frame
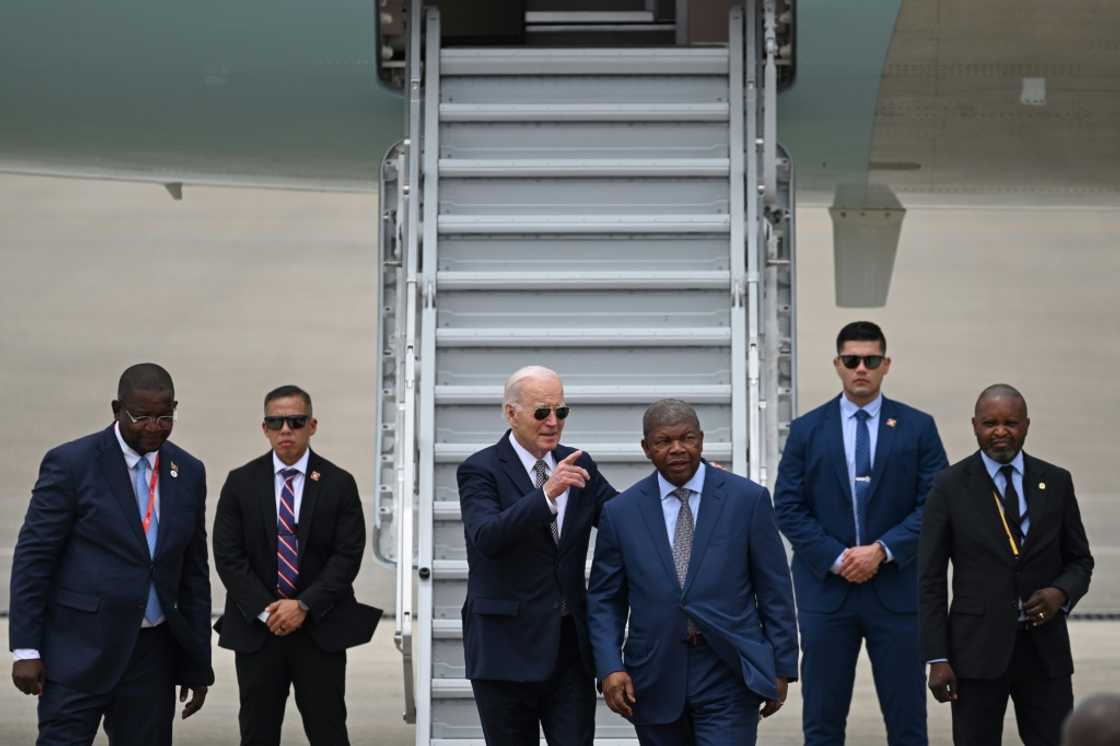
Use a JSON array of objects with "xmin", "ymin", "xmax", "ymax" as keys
[{"xmin": 123, "ymin": 408, "xmax": 177, "ymax": 429}]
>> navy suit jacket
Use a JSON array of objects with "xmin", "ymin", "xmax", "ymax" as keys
[
  {"xmin": 774, "ymin": 395, "xmax": 947, "ymax": 614},
  {"xmin": 9, "ymin": 426, "xmax": 213, "ymax": 694},
  {"xmin": 457, "ymin": 431, "xmax": 617, "ymax": 682},
  {"xmin": 587, "ymin": 466, "xmax": 799, "ymax": 725}
]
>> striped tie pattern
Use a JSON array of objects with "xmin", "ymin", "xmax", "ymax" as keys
[{"xmin": 276, "ymin": 468, "xmax": 300, "ymax": 598}]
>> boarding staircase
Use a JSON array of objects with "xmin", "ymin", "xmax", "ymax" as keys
[{"xmin": 375, "ymin": 3, "xmax": 796, "ymax": 743}]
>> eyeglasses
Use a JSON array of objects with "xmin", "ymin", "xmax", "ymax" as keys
[
  {"xmin": 124, "ymin": 409, "xmax": 176, "ymax": 429},
  {"xmin": 531, "ymin": 406, "xmax": 570, "ymax": 421},
  {"xmin": 263, "ymin": 415, "xmax": 310, "ymax": 431},
  {"xmin": 839, "ymin": 355, "xmax": 885, "ymax": 370}
]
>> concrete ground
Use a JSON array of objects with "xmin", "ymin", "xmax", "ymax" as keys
[{"xmin": 0, "ymin": 619, "xmax": 1116, "ymax": 745}]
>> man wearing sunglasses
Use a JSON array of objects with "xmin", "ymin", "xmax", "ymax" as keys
[
  {"xmin": 9, "ymin": 363, "xmax": 213, "ymax": 745},
  {"xmin": 774, "ymin": 321, "xmax": 948, "ymax": 746},
  {"xmin": 212, "ymin": 385, "xmax": 381, "ymax": 746},
  {"xmin": 458, "ymin": 365, "xmax": 618, "ymax": 746}
]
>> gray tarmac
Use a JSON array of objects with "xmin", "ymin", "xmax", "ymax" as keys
[{"xmin": 0, "ymin": 618, "xmax": 1117, "ymax": 745}]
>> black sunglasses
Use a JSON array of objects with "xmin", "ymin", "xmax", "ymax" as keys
[
  {"xmin": 532, "ymin": 406, "xmax": 570, "ymax": 421},
  {"xmin": 263, "ymin": 415, "xmax": 310, "ymax": 431},
  {"xmin": 839, "ymin": 355, "xmax": 885, "ymax": 370}
]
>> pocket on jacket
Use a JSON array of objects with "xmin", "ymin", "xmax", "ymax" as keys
[
  {"xmin": 624, "ymin": 637, "xmax": 658, "ymax": 669},
  {"xmin": 471, "ymin": 598, "xmax": 519, "ymax": 616},
  {"xmin": 51, "ymin": 588, "xmax": 100, "ymax": 612}
]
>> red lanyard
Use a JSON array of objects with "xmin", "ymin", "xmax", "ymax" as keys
[{"xmin": 142, "ymin": 455, "xmax": 160, "ymax": 534}]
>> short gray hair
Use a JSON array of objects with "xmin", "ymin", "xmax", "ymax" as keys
[
  {"xmin": 642, "ymin": 399, "xmax": 701, "ymax": 437},
  {"xmin": 503, "ymin": 365, "xmax": 562, "ymax": 407}
]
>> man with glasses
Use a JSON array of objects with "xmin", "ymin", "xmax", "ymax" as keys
[
  {"xmin": 458, "ymin": 365, "xmax": 618, "ymax": 745},
  {"xmin": 9, "ymin": 363, "xmax": 213, "ymax": 745},
  {"xmin": 774, "ymin": 321, "xmax": 948, "ymax": 746},
  {"xmin": 212, "ymin": 385, "xmax": 380, "ymax": 746}
]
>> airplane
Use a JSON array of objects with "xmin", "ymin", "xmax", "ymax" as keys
[{"xmin": 3, "ymin": 0, "xmax": 1116, "ymax": 306}]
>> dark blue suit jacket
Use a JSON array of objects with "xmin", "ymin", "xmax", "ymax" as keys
[
  {"xmin": 9, "ymin": 426, "xmax": 213, "ymax": 694},
  {"xmin": 587, "ymin": 466, "xmax": 798, "ymax": 725},
  {"xmin": 457, "ymin": 431, "xmax": 617, "ymax": 682},
  {"xmin": 774, "ymin": 395, "xmax": 947, "ymax": 614}
]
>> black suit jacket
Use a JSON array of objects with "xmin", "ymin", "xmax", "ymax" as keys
[
  {"xmin": 457, "ymin": 431, "xmax": 617, "ymax": 682},
  {"xmin": 212, "ymin": 450, "xmax": 381, "ymax": 653},
  {"xmin": 918, "ymin": 451, "xmax": 1093, "ymax": 679}
]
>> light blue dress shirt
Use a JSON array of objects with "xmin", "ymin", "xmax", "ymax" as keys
[
  {"xmin": 832, "ymin": 394, "xmax": 893, "ymax": 572},
  {"xmin": 980, "ymin": 449, "xmax": 1029, "ymax": 537},
  {"xmin": 657, "ymin": 462, "xmax": 706, "ymax": 549}
]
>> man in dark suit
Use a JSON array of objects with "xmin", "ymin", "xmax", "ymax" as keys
[
  {"xmin": 212, "ymin": 384, "xmax": 381, "ymax": 746},
  {"xmin": 587, "ymin": 399, "xmax": 798, "ymax": 746},
  {"xmin": 773, "ymin": 321, "xmax": 948, "ymax": 746},
  {"xmin": 919, "ymin": 384, "xmax": 1093, "ymax": 746},
  {"xmin": 9, "ymin": 363, "xmax": 213, "ymax": 745},
  {"xmin": 457, "ymin": 365, "xmax": 618, "ymax": 746}
]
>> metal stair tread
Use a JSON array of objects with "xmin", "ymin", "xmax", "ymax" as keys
[
  {"xmin": 435, "ymin": 269, "xmax": 730, "ymax": 290},
  {"xmin": 434, "ymin": 383, "xmax": 733, "ymax": 403},
  {"xmin": 438, "ymin": 157, "xmax": 730, "ymax": 178},
  {"xmin": 439, "ymin": 102, "xmax": 730, "ymax": 123},
  {"xmin": 434, "ymin": 440, "xmax": 733, "ymax": 462},
  {"xmin": 434, "ymin": 327, "xmax": 733, "ymax": 347},
  {"xmin": 441, "ymin": 47, "xmax": 727, "ymax": 76},
  {"xmin": 437, "ymin": 214, "xmax": 731, "ymax": 235}
]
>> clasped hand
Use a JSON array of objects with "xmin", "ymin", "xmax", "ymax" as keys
[
  {"xmin": 838, "ymin": 543, "xmax": 885, "ymax": 583},
  {"xmin": 266, "ymin": 598, "xmax": 307, "ymax": 636}
]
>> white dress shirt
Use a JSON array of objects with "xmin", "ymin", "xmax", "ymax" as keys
[
  {"xmin": 657, "ymin": 462, "xmax": 706, "ymax": 548},
  {"xmin": 14, "ymin": 423, "xmax": 162, "ymax": 662},
  {"xmin": 508, "ymin": 432, "xmax": 569, "ymax": 538}
]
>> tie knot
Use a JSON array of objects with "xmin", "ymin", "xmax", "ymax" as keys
[
  {"xmin": 533, "ymin": 459, "xmax": 548, "ymax": 475},
  {"xmin": 999, "ymin": 465, "xmax": 1015, "ymax": 479},
  {"xmin": 280, "ymin": 468, "xmax": 300, "ymax": 481},
  {"xmin": 672, "ymin": 487, "xmax": 690, "ymax": 503},
  {"xmin": 855, "ymin": 409, "xmax": 871, "ymax": 422}
]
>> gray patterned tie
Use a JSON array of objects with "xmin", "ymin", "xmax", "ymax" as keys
[
  {"xmin": 671, "ymin": 487, "xmax": 698, "ymax": 636},
  {"xmin": 534, "ymin": 459, "xmax": 567, "ymax": 615}
]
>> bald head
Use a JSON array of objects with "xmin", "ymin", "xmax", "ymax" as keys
[
  {"xmin": 1062, "ymin": 693, "xmax": 1120, "ymax": 746},
  {"xmin": 975, "ymin": 383, "xmax": 1027, "ymax": 417},
  {"xmin": 504, "ymin": 365, "xmax": 562, "ymax": 407}
]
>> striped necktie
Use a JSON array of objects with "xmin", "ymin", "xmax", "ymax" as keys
[
  {"xmin": 277, "ymin": 468, "xmax": 300, "ymax": 598},
  {"xmin": 134, "ymin": 456, "xmax": 162, "ymax": 624}
]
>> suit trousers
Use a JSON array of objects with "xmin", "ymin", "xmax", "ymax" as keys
[
  {"xmin": 234, "ymin": 626, "xmax": 349, "ymax": 746},
  {"xmin": 799, "ymin": 583, "xmax": 927, "ymax": 746},
  {"xmin": 37, "ymin": 625, "xmax": 175, "ymax": 746},
  {"xmin": 951, "ymin": 628, "xmax": 1073, "ymax": 746},
  {"xmin": 470, "ymin": 615, "xmax": 596, "ymax": 746},
  {"xmin": 633, "ymin": 639, "xmax": 761, "ymax": 746}
]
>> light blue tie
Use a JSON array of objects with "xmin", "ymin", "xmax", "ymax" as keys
[
  {"xmin": 134, "ymin": 457, "xmax": 162, "ymax": 624},
  {"xmin": 854, "ymin": 409, "xmax": 872, "ymax": 545}
]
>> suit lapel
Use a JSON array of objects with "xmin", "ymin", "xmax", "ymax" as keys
[
  {"xmin": 258, "ymin": 454, "xmax": 279, "ymax": 559},
  {"xmin": 297, "ymin": 452, "xmax": 321, "ymax": 559},
  {"xmin": 153, "ymin": 447, "xmax": 175, "ymax": 557},
  {"xmin": 867, "ymin": 397, "xmax": 898, "ymax": 502},
  {"xmin": 1020, "ymin": 453, "xmax": 1045, "ymax": 555},
  {"xmin": 496, "ymin": 432, "xmax": 535, "ymax": 496},
  {"xmin": 98, "ymin": 427, "xmax": 149, "ymax": 554},
  {"xmin": 967, "ymin": 453, "xmax": 1016, "ymax": 560},
  {"xmin": 825, "ymin": 399, "xmax": 853, "ymax": 503},
  {"xmin": 683, "ymin": 465, "xmax": 727, "ymax": 596},
  {"xmin": 637, "ymin": 473, "xmax": 680, "ymax": 589}
]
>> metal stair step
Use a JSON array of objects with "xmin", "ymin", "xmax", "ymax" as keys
[
  {"xmin": 435, "ymin": 270, "xmax": 730, "ymax": 291},
  {"xmin": 434, "ymin": 327, "xmax": 732, "ymax": 348},
  {"xmin": 441, "ymin": 47, "xmax": 727, "ymax": 76},
  {"xmin": 439, "ymin": 103, "xmax": 729, "ymax": 123},
  {"xmin": 434, "ymin": 440, "xmax": 733, "ymax": 463},
  {"xmin": 434, "ymin": 383, "xmax": 733, "ymax": 404},
  {"xmin": 438, "ymin": 214, "xmax": 730, "ymax": 235},
  {"xmin": 438, "ymin": 158, "xmax": 730, "ymax": 178}
]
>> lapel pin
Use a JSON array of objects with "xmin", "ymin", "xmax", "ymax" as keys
[
  {"xmin": 1039, "ymin": 482, "xmax": 1046, "ymax": 490},
  {"xmin": 886, "ymin": 418, "xmax": 897, "ymax": 428},
  {"xmin": 310, "ymin": 470, "xmax": 321, "ymax": 482},
  {"xmin": 169, "ymin": 461, "xmax": 179, "ymax": 478}
]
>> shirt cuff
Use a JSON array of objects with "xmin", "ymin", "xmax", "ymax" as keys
[
  {"xmin": 12, "ymin": 649, "xmax": 40, "ymax": 661},
  {"xmin": 876, "ymin": 540, "xmax": 894, "ymax": 563},
  {"xmin": 927, "ymin": 658, "xmax": 949, "ymax": 665},
  {"xmin": 544, "ymin": 492, "xmax": 558, "ymax": 514},
  {"xmin": 830, "ymin": 551, "xmax": 846, "ymax": 574},
  {"xmin": 258, "ymin": 611, "xmax": 270, "ymax": 623}
]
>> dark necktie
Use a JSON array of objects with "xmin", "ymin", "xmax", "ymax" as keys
[
  {"xmin": 277, "ymin": 468, "xmax": 300, "ymax": 598},
  {"xmin": 534, "ymin": 459, "xmax": 566, "ymax": 615},
  {"xmin": 671, "ymin": 487, "xmax": 699, "ymax": 636},
  {"xmin": 854, "ymin": 409, "xmax": 872, "ymax": 544},
  {"xmin": 1000, "ymin": 465, "xmax": 1024, "ymax": 547}
]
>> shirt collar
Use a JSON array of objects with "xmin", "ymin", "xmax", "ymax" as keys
[
  {"xmin": 658, "ymin": 462, "xmax": 707, "ymax": 501},
  {"xmin": 980, "ymin": 449, "xmax": 1024, "ymax": 480},
  {"xmin": 508, "ymin": 431, "xmax": 555, "ymax": 474},
  {"xmin": 840, "ymin": 392, "xmax": 883, "ymax": 420},
  {"xmin": 273, "ymin": 448, "xmax": 310, "ymax": 477},
  {"xmin": 114, "ymin": 422, "xmax": 157, "ymax": 470}
]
